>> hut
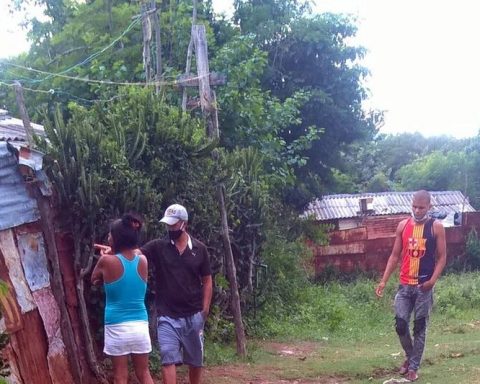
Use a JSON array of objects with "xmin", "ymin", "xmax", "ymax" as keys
[
  {"xmin": 0, "ymin": 111, "xmax": 95, "ymax": 383},
  {"xmin": 303, "ymin": 191, "xmax": 480, "ymax": 274}
]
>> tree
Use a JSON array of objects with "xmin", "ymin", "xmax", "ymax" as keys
[
  {"xmin": 233, "ymin": 1, "xmax": 381, "ymax": 203},
  {"xmin": 395, "ymin": 151, "xmax": 471, "ymax": 193}
]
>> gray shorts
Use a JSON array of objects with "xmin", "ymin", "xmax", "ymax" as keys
[{"xmin": 157, "ymin": 311, "xmax": 205, "ymax": 367}]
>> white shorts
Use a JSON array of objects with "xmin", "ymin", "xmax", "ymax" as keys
[{"xmin": 104, "ymin": 320, "xmax": 152, "ymax": 356}]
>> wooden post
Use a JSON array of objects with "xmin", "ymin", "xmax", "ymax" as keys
[
  {"xmin": 191, "ymin": 24, "xmax": 247, "ymax": 357},
  {"xmin": 13, "ymin": 81, "xmax": 34, "ymax": 147},
  {"xmin": 192, "ymin": 24, "xmax": 219, "ymax": 139},
  {"xmin": 216, "ymin": 185, "xmax": 247, "ymax": 356},
  {"xmin": 34, "ymin": 192, "xmax": 84, "ymax": 384},
  {"xmin": 141, "ymin": 2, "xmax": 153, "ymax": 82},
  {"xmin": 151, "ymin": 0, "xmax": 162, "ymax": 94},
  {"xmin": 181, "ymin": 0, "xmax": 197, "ymax": 111}
]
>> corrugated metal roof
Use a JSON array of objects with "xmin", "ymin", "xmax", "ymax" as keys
[
  {"xmin": 0, "ymin": 111, "xmax": 45, "ymax": 142},
  {"xmin": 0, "ymin": 142, "xmax": 40, "ymax": 230},
  {"xmin": 303, "ymin": 191, "xmax": 476, "ymax": 221}
]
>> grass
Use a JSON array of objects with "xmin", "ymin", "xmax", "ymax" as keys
[{"xmin": 202, "ymin": 271, "xmax": 480, "ymax": 383}]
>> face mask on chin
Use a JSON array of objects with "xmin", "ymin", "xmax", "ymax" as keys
[
  {"xmin": 411, "ymin": 211, "xmax": 429, "ymax": 223},
  {"xmin": 168, "ymin": 222, "xmax": 185, "ymax": 241}
]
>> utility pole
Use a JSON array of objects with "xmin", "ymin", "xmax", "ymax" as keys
[
  {"xmin": 151, "ymin": 0, "xmax": 162, "ymax": 94},
  {"xmin": 181, "ymin": 0, "xmax": 197, "ymax": 111},
  {"xmin": 13, "ymin": 81, "xmax": 34, "ymax": 147},
  {"xmin": 190, "ymin": 24, "xmax": 247, "ymax": 357},
  {"xmin": 141, "ymin": 1, "xmax": 153, "ymax": 82},
  {"xmin": 192, "ymin": 25, "xmax": 218, "ymax": 139}
]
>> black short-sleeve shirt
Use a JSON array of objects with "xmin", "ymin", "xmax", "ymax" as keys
[{"xmin": 141, "ymin": 235, "xmax": 211, "ymax": 318}]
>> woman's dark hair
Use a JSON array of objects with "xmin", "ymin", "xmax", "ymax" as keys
[{"xmin": 110, "ymin": 213, "xmax": 143, "ymax": 252}]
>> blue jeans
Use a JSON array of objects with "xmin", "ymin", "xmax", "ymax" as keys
[{"xmin": 394, "ymin": 284, "xmax": 433, "ymax": 371}]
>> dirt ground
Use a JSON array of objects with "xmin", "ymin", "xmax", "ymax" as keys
[{"xmin": 158, "ymin": 342, "xmax": 349, "ymax": 384}]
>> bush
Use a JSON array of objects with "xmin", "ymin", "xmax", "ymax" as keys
[{"xmin": 465, "ymin": 228, "xmax": 480, "ymax": 270}]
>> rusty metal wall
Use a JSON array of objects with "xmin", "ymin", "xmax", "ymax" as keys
[
  {"xmin": 313, "ymin": 212, "xmax": 480, "ymax": 275},
  {"xmin": 0, "ymin": 143, "xmax": 40, "ymax": 231}
]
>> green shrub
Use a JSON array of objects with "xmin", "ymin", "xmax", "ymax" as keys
[{"xmin": 465, "ymin": 228, "xmax": 480, "ymax": 270}]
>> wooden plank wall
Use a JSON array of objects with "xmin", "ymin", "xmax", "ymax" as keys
[
  {"xmin": 0, "ymin": 225, "xmax": 75, "ymax": 383},
  {"xmin": 313, "ymin": 212, "xmax": 480, "ymax": 275}
]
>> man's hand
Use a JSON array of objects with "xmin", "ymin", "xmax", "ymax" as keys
[
  {"xmin": 375, "ymin": 281, "xmax": 386, "ymax": 298},
  {"xmin": 201, "ymin": 308, "xmax": 209, "ymax": 320},
  {"xmin": 420, "ymin": 280, "xmax": 435, "ymax": 291},
  {"xmin": 94, "ymin": 243, "xmax": 112, "ymax": 256}
]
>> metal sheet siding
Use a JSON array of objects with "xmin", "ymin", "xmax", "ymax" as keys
[
  {"xmin": 0, "ymin": 143, "xmax": 40, "ymax": 231},
  {"xmin": 0, "ymin": 229, "xmax": 36, "ymax": 313},
  {"xmin": 304, "ymin": 191, "xmax": 475, "ymax": 220},
  {"xmin": 0, "ymin": 115, "xmax": 45, "ymax": 142},
  {"xmin": 17, "ymin": 232, "xmax": 51, "ymax": 292}
]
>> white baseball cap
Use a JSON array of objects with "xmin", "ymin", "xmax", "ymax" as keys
[{"xmin": 160, "ymin": 204, "xmax": 188, "ymax": 225}]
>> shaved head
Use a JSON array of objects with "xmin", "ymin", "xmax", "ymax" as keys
[
  {"xmin": 411, "ymin": 190, "xmax": 431, "ymax": 223},
  {"xmin": 413, "ymin": 190, "xmax": 431, "ymax": 204}
]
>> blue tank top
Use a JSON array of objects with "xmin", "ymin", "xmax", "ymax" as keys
[{"xmin": 104, "ymin": 254, "xmax": 148, "ymax": 325}]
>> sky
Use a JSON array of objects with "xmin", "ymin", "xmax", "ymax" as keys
[{"xmin": 2, "ymin": 0, "xmax": 480, "ymax": 138}]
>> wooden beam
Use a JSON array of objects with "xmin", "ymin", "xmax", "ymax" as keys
[
  {"xmin": 181, "ymin": 0, "xmax": 197, "ymax": 111},
  {"xmin": 192, "ymin": 24, "xmax": 218, "ymax": 139},
  {"xmin": 13, "ymin": 81, "xmax": 34, "ymax": 147},
  {"xmin": 177, "ymin": 72, "xmax": 226, "ymax": 87}
]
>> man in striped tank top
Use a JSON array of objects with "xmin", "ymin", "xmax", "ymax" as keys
[{"xmin": 375, "ymin": 190, "xmax": 446, "ymax": 382}]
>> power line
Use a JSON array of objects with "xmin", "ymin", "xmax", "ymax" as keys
[
  {"xmin": 0, "ymin": 80, "xmax": 125, "ymax": 104},
  {"xmin": 0, "ymin": 81, "xmax": 52, "ymax": 94},
  {"xmin": 5, "ymin": 17, "xmax": 142, "ymax": 85},
  {"xmin": 2, "ymin": 65, "xmax": 209, "ymax": 87}
]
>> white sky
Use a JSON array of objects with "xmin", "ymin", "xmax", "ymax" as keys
[{"xmin": 2, "ymin": 0, "xmax": 480, "ymax": 138}]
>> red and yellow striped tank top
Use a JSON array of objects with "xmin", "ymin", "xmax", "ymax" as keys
[{"xmin": 400, "ymin": 218, "xmax": 436, "ymax": 285}]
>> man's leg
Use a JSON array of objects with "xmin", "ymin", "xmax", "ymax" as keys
[
  {"xmin": 394, "ymin": 285, "xmax": 415, "ymax": 365},
  {"xmin": 409, "ymin": 286, "xmax": 433, "ymax": 372},
  {"xmin": 189, "ymin": 366, "xmax": 202, "ymax": 384},
  {"xmin": 161, "ymin": 364, "xmax": 177, "ymax": 384},
  {"xmin": 183, "ymin": 312, "xmax": 205, "ymax": 384},
  {"xmin": 157, "ymin": 316, "xmax": 184, "ymax": 384}
]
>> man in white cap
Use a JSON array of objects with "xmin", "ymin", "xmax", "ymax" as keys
[{"xmin": 141, "ymin": 204, "xmax": 212, "ymax": 384}]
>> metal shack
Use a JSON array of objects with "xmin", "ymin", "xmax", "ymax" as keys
[
  {"xmin": 0, "ymin": 110, "xmax": 94, "ymax": 383},
  {"xmin": 303, "ymin": 191, "xmax": 480, "ymax": 274}
]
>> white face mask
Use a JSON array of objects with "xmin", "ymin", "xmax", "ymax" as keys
[{"xmin": 411, "ymin": 211, "xmax": 429, "ymax": 223}]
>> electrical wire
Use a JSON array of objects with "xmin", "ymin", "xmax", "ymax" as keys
[{"xmin": 4, "ymin": 17, "xmax": 142, "ymax": 85}]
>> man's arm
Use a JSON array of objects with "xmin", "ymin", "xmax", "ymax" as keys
[
  {"xmin": 375, "ymin": 219, "xmax": 406, "ymax": 297},
  {"xmin": 421, "ymin": 220, "xmax": 446, "ymax": 291},
  {"xmin": 201, "ymin": 275, "xmax": 213, "ymax": 319}
]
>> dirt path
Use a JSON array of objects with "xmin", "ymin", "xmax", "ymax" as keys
[
  {"xmin": 132, "ymin": 341, "xmax": 349, "ymax": 384},
  {"xmin": 200, "ymin": 342, "xmax": 349, "ymax": 384}
]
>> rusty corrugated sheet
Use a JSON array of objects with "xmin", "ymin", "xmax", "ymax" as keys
[
  {"xmin": 317, "ymin": 242, "xmax": 365, "ymax": 256},
  {"xmin": 0, "ymin": 142, "xmax": 40, "ymax": 231},
  {"xmin": 313, "ymin": 211, "xmax": 480, "ymax": 275},
  {"xmin": 304, "ymin": 191, "xmax": 476, "ymax": 220},
  {"xmin": 365, "ymin": 215, "xmax": 410, "ymax": 240}
]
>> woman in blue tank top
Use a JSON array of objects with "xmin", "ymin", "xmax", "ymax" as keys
[{"xmin": 91, "ymin": 214, "xmax": 154, "ymax": 384}]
